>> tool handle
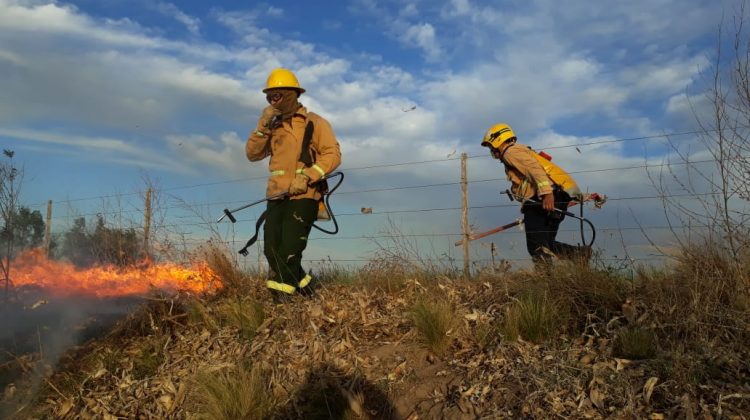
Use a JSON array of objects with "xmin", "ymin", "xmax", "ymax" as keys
[{"xmin": 223, "ymin": 209, "xmax": 237, "ymax": 223}]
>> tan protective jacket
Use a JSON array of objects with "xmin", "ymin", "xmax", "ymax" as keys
[
  {"xmin": 246, "ymin": 106, "xmax": 341, "ymax": 200},
  {"xmin": 498, "ymin": 141, "xmax": 554, "ymax": 201}
]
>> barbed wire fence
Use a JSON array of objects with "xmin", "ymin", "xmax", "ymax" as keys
[{"xmin": 21, "ymin": 129, "xmax": 734, "ymax": 273}]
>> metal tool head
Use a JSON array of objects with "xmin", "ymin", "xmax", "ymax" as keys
[{"xmin": 217, "ymin": 208, "xmax": 237, "ymax": 223}]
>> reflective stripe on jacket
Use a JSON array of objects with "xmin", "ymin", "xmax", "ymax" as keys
[{"xmin": 245, "ymin": 106, "xmax": 341, "ymax": 200}]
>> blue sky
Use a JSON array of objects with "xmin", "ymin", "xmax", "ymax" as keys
[{"xmin": 0, "ymin": 0, "xmax": 740, "ymax": 268}]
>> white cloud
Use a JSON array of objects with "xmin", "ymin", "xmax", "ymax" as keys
[
  {"xmin": 0, "ymin": 127, "xmax": 185, "ymax": 172},
  {"xmin": 402, "ymin": 23, "xmax": 442, "ymax": 61},
  {"xmin": 2, "ymin": 0, "xmax": 741, "ymax": 263},
  {"xmin": 151, "ymin": 1, "xmax": 201, "ymax": 35},
  {"xmin": 0, "ymin": 49, "xmax": 26, "ymax": 66},
  {"xmin": 266, "ymin": 6, "xmax": 283, "ymax": 18}
]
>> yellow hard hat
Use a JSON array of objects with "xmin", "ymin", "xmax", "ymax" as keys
[
  {"xmin": 263, "ymin": 68, "xmax": 305, "ymax": 94},
  {"xmin": 481, "ymin": 123, "xmax": 516, "ymax": 149}
]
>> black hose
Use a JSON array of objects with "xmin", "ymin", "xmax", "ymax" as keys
[{"xmin": 311, "ymin": 171, "xmax": 344, "ymax": 235}]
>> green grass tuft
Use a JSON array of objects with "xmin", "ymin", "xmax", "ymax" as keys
[
  {"xmin": 192, "ymin": 364, "xmax": 273, "ymax": 420},
  {"xmin": 411, "ymin": 299, "xmax": 455, "ymax": 355},
  {"xmin": 502, "ymin": 291, "xmax": 566, "ymax": 343},
  {"xmin": 613, "ymin": 327, "xmax": 658, "ymax": 360}
]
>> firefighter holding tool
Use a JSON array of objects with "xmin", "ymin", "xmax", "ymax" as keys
[
  {"xmin": 245, "ymin": 68, "xmax": 341, "ymax": 300},
  {"xmin": 481, "ymin": 123, "xmax": 591, "ymax": 265}
]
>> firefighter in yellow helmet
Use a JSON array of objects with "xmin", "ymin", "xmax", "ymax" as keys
[
  {"xmin": 246, "ymin": 68, "xmax": 341, "ymax": 300},
  {"xmin": 481, "ymin": 123, "xmax": 589, "ymax": 264}
]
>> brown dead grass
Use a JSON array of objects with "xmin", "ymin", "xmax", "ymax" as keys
[{"xmin": 6, "ymin": 242, "xmax": 750, "ymax": 419}]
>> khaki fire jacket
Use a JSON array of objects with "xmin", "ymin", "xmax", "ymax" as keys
[
  {"xmin": 498, "ymin": 141, "xmax": 554, "ymax": 201},
  {"xmin": 245, "ymin": 106, "xmax": 341, "ymax": 201}
]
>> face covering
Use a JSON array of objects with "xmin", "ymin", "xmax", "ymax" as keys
[{"xmin": 272, "ymin": 89, "xmax": 301, "ymax": 119}]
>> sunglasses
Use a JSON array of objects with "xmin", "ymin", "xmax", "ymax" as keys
[{"xmin": 266, "ymin": 92, "xmax": 283, "ymax": 103}]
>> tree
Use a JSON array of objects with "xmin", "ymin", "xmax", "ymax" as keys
[
  {"xmin": 0, "ymin": 207, "xmax": 45, "ymax": 254},
  {"xmin": 651, "ymin": 4, "xmax": 750, "ymax": 262},
  {"xmin": 0, "ymin": 149, "xmax": 23, "ymax": 300},
  {"xmin": 59, "ymin": 215, "xmax": 143, "ymax": 267},
  {"xmin": 60, "ymin": 217, "xmax": 93, "ymax": 267}
]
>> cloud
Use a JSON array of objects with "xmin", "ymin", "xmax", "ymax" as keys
[
  {"xmin": 150, "ymin": 1, "xmax": 201, "ymax": 35},
  {"xmin": 401, "ymin": 23, "xmax": 442, "ymax": 61},
  {"xmin": 0, "ymin": 127, "xmax": 185, "ymax": 172},
  {"xmin": 266, "ymin": 6, "xmax": 283, "ymax": 18},
  {"xmin": 2, "ymin": 0, "xmax": 741, "ymax": 264}
]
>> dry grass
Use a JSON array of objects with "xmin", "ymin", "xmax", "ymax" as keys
[
  {"xmin": 131, "ymin": 335, "xmax": 166, "ymax": 380},
  {"xmin": 191, "ymin": 363, "xmax": 274, "ymax": 420},
  {"xmin": 410, "ymin": 298, "xmax": 456, "ymax": 355},
  {"xmin": 634, "ymin": 244, "xmax": 750, "ymax": 346},
  {"xmin": 215, "ymin": 296, "xmax": 265, "ymax": 341},
  {"xmin": 613, "ymin": 326, "xmax": 658, "ymax": 360},
  {"xmin": 202, "ymin": 243, "xmax": 252, "ymax": 296},
  {"xmin": 502, "ymin": 290, "xmax": 566, "ymax": 343},
  {"xmin": 470, "ymin": 319, "xmax": 501, "ymax": 349},
  {"xmin": 13, "ymin": 237, "xmax": 750, "ymax": 418},
  {"xmin": 185, "ymin": 298, "xmax": 220, "ymax": 332}
]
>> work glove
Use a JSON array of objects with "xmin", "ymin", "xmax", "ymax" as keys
[
  {"xmin": 258, "ymin": 106, "xmax": 281, "ymax": 131},
  {"xmin": 288, "ymin": 173, "xmax": 309, "ymax": 196}
]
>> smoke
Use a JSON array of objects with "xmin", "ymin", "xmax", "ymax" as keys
[{"xmin": 0, "ymin": 285, "xmax": 144, "ymax": 412}]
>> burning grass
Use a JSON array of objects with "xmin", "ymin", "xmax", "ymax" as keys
[{"xmin": 2, "ymin": 241, "xmax": 749, "ymax": 418}]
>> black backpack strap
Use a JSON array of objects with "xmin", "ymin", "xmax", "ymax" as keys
[
  {"xmin": 299, "ymin": 121, "xmax": 314, "ymax": 166},
  {"xmin": 238, "ymin": 209, "xmax": 268, "ymax": 256},
  {"xmin": 299, "ymin": 120, "xmax": 328, "ymax": 193}
]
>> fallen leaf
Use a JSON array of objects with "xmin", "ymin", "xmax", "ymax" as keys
[
  {"xmin": 30, "ymin": 300, "xmax": 49, "ymax": 310},
  {"xmin": 55, "ymin": 399, "xmax": 73, "ymax": 417},
  {"xmin": 644, "ymin": 377, "xmax": 659, "ymax": 403},
  {"xmin": 464, "ymin": 311, "xmax": 479, "ymax": 321},
  {"xmin": 615, "ymin": 358, "xmax": 632, "ymax": 372},
  {"xmin": 579, "ymin": 353, "xmax": 595, "ymax": 365},
  {"xmin": 590, "ymin": 387, "xmax": 605, "ymax": 410}
]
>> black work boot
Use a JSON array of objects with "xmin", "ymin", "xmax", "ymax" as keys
[
  {"xmin": 270, "ymin": 289, "xmax": 295, "ymax": 304},
  {"xmin": 298, "ymin": 284, "xmax": 316, "ymax": 298}
]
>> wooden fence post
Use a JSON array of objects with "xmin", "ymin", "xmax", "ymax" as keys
[
  {"xmin": 461, "ymin": 153, "xmax": 470, "ymax": 278},
  {"xmin": 143, "ymin": 188, "xmax": 152, "ymax": 260},
  {"xmin": 44, "ymin": 200, "xmax": 52, "ymax": 254}
]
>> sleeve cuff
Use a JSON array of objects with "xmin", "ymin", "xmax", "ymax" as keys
[{"xmin": 303, "ymin": 164, "xmax": 326, "ymax": 182}]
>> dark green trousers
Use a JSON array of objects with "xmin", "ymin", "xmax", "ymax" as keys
[{"xmin": 263, "ymin": 198, "xmax": 318, "ymax": 288}]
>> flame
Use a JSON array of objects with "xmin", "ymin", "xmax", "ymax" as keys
[{"xmin": 10, "ymin": 249, "xmax": 221, "ymax": 298}]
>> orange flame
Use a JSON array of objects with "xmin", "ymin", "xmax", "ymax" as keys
[{"xmin": 10, "ymin": 249, "xmax": 221, "ymax": 298}]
